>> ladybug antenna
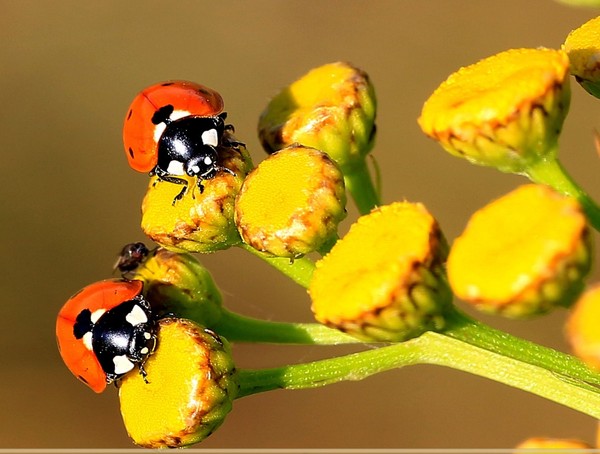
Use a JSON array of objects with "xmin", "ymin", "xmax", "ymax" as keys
[{"xmin": 151, "ymin": 104, "xmax": 175, "ymax": 126}]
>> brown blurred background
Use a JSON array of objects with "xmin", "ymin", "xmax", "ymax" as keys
[{"xmin": 2, "ymin": 0, "xmax": 600, "ymax": 448}]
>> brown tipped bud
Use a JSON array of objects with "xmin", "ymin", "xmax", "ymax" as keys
[
  {"xmin": 419, "ymin": 48, "xmax": 570, "ymax": 174},
  {"xmin": 258, "ymin": 62, "xmax": 376, "ymax": 174},
  {"xmin": 448, "ymin": 184, "xmax": 591, "ymax": 318},
  {"xmin": 235, "ymin": 144, "xmax": 346, "ymax": 258},
  {"xmin": 133, "ymin": 248, "xmax": 223, "ymax": 326},
  {"xmin": 310, "ymin": 202, "xmax": 452, "ymax": 342},
  {"xmin": 119, "ymin": 318, "xmax": 237, "ymax": 448},
  {"xmin": 141, "ymin": 133, "xmax": 253, "ymax": 253}
]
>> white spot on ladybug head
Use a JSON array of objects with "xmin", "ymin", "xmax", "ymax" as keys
[
  {"xmin": 82, "ymin": 331, "xmax": 93, "ymax": 351},
  {"xmin": 90, "ymin": 308, "xmax": 106, "ymax": 324},
  {"xmin": 140, "ymin": 347, "xmax": 149, "ymax": 355},
  {"xmin": 125, "ymin": 304, "xmax": 148, "ymax": 326},
  {"xmin": 166, "ymin": 160, "xmax": 185, "ymax": 175},
  {"xmin": 113, "ymin": 355, "xmax": 135, "ymax": 375},
  {"xmin": 144, "ymin": 332, "xmax": 152, "ymax": 340},
  {"xmin": 203, "ymin": 156, "xmax": 213, "ymax": 165},
  {"xmin": 201, "ymin": 128, "xmax": 218, "ymax": 147}
]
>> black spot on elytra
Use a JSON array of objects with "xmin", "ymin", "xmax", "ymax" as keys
[
  {"xmin": 77, "ymin": 374, "xmax": 90, "ymax": 385},
  {"xmin": 161, "ymin": 82, "xmax": 174, "ymax": 87},
  {"xmin": 152, "ymin": 104, "xmax": 174, "ymax": 125},
  {"xmin": 127, "ymin": 109, "xmax": 133, "ymax": 120},
  {"xmin": 73, "ymin": 308, "xmax": 93, "ymax": 339},
  {"xmin": 128, "ymin": 147, "xmax": 135, "ymax": 158}
]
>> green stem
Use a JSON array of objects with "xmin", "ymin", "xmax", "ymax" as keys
[
  {"xmin": 443, "ymin": 309, "xmax": 600, "ymax": 386},
  {"xmin": 526, "ymin": 157, "xmax": 600, "ymax": 232},
  {"xmin": 237, "ymin": 330, "xmax": 600, "ymax": 418},
  {"xmin": 214, "ymin": 309, "xmax": 359, "ymax": 345},
  {"xmin": 237, "ymin": 242, "xmax": 315, "ymax": 287},
  {"xmin": 344, "ymin": 159, "xmax": 381, "ymax": 215}
]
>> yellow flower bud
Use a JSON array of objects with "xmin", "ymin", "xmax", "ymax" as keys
[
  {"xmin": 515, "ymin": 437, "xmax": 592, "ymax": 449},
  {"xmin": 133, "ymin": 248, "xmax": 223, "ymax": 326},
  {"xmin": 448, "ymin": 184, "xmax": 591, "ymax": 318},
  {"xmin": 310, "ymin": 202, "xmax": 451, "ymax": 342},
  {"xmin": 419, "ymin": 48, "xmax": 571, "ymax": 173},
  {"xmin": 141, "ymin": 134, "xmax": 253, "ymax": 253},
  {"xmin": 258, "ymin": 62, "xmax": 376, "ymax": 174},
  {"xmin": 119, "ymin": 318, "xmax": 237, "ymax": 448},
  {"xmin": 566, "ymin": 284, "xmax": 600, "ymax": 370},
  {"xmin": 564, "ymin": 16, "xmax": 600, "ymax": 98},
  {"xmin": 235, "ymin": 144, "xmax": 346, "ymax": 258}
]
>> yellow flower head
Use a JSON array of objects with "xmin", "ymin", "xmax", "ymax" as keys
[
  {"xmin": 564, "ymin": 16, "xmax": 600, "ymax": 98},
  {"xmin": 566, "ymin": 284, "xmax": 600, "ymax": 370},
  {"xmin": 141, "ymin": 133, "xmax": 253, "ymax": 253},
  {"xmin": 133, "ymin": 248, "xmax": 224, "ymax": 326},
  {"xmin": 418, "ymin": 48, "xmax": 571, "ymax": 173},
  {"xmin": 310, "ymin": 202, "xmax": 452, "ymax": 342},
  {"xmin": 258, "ymin": 62, "xmax": 376, "ymax": 174},
  {"xmin": 448, "ymin": 184, "xmax": 591, "ymax": 318},
  {"xmin": 119, "ymin": 318, "xmax": 237, "ymax": 448},
  {"xmin": 235, "ymin": 145, "xmax": 346, "ymax": 258}
]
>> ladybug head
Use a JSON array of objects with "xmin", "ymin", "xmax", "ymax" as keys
[{"xmin": 156, "ymin": 113, "xmax": 226, "ymax": 178}]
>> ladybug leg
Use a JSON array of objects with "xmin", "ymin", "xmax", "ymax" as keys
[
  {"xmin": 196, "ymin": 179, "xmax": 205, "ymax": 194},
  {"xmin": 138, "ymin": 363, "xmax": 150, "ymax": 384},
  {"xmin": 223, "ymin": 138, "xmax": 246, "ymax": 150},
  {"xmin": 154, "ymin": 168, "xmax": 189, "ymax": 204}
]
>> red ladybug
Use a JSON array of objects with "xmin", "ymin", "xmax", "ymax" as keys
[
  {"xmin": 123, "ymin": 81, "xmax": 234, "ymax": 202},
  {"xmin": 56, "ymin": 279, "xmax": 157, "ymax": 393}
]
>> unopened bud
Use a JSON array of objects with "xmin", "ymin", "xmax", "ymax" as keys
[
  {"xmin": 235, "ymin": 144, "xmax": 346, "ymax": 258},
  {"xmin": 419, "ymin": 48, "xmax": 571, "ymax": 174},
  {"xmin": 448, "ymin": 184, "xmax": 591, "ymax": 318},
  {"xmin": 119, "ymin": 318, "xmax": 237, "ymax": 448},
  {"xmin": 564, "ymin": 15, "xmax": 600, "ymax": 98},
  {"xmin": 133, "ymin": 248, "xmax": 223, "ymax": 326},
  {"xmin": 310, "ymin": 202, "xmax": 451, "ymax": 342},
  {"xmin": 258, "ymin": 62, "xmax": 376, "ymax": 175},
  {"xmin": 141, "ymin": 133, "xmax": 253, "ymax": 253},
  {"xmin": 566, "ymin": 284, "xmax": 600, "ymax": 370}
]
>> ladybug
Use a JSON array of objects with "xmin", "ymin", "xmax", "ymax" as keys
[
  {"xmin": 114, "ymin": 242, "xmax": 150, "ymax": 275},
  {"xmin": 123, "ymin": 80, "xmax": 235, "ymax": 203},
  {"xmin": 56, "ymin": 279, "xmax": 157, "ymax": 393}
]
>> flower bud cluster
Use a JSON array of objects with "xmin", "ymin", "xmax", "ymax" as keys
[{"xmin": 57, "ymin": 14, "xmax": 600, "ymax": 445}]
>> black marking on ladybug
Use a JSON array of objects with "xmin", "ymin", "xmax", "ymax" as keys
[
  {"xmin": 151, "ymin": 108, "xmax": 234, "ymax": 204},
  {"xmin": 73, "ymin": 309, "xmax": 93, "ymax": 340},
  {"xmin": 76, "ymin": 295, "xmax": 156, "ymax": 385},
  {"xmin": 128, "ymin": 147, "xmax": 135, "ymax": 159},
  {"xmin": 151, "ymin": 104, "xmax": 174, "ymax": 125}
]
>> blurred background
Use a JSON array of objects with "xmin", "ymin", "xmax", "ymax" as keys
[{"xmin": 3, "ymin": 0, "xmax": 600, "ymax": 448}]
